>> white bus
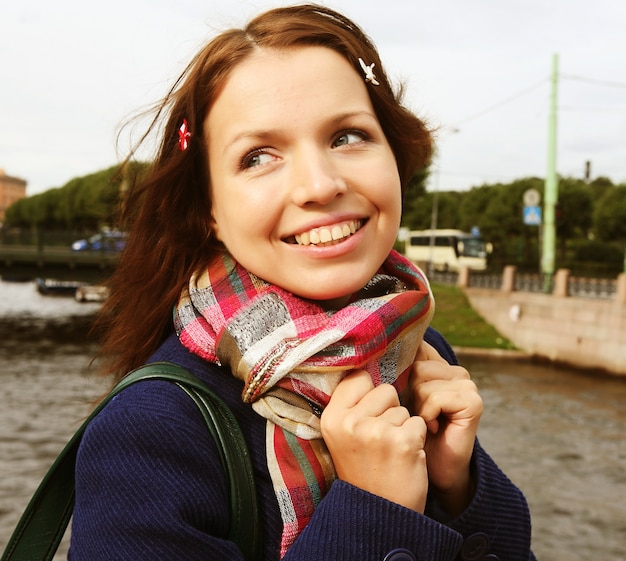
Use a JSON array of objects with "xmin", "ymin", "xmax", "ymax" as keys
[{"xmin": 404, "ymin": 229, "xmax": 491, "ymax": 272}]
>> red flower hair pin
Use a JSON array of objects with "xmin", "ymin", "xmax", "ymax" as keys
[{"xmin": 178, "ymin": 119, "xmax": 192, "ymax": 151}]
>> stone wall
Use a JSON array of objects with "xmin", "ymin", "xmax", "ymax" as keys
[{"xmin": 461, "ymin": 266, "xmax": 626, "ymax": 376}]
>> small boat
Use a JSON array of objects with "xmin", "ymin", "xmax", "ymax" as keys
[
  {"xmin": 36, "ymin": 278, "xmax": 85, "ymax": 296},
  {"xmin": 74, "ymin": 285, "xmax": 109, "ymax": 303}
]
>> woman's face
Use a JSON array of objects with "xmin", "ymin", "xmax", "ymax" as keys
[{"xmin": 205, "ymin": 46, "xmax": 401, "ymax": 306}]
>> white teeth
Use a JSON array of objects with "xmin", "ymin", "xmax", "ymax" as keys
[
  {"xmin": 319, "ymin": 228, "xmax": 332, "ymax": 243},
  {"xmin": 293, "ymin": 220, "xmax": 361, "ymax": 246},
  {"xmin": 331, "ymin": 226, "xmax": 343, "ymax": 240}
]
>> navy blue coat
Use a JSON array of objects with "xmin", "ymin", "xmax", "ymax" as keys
[{"xmin": 70, "ymin": 328, "xmax": 535, "ymax": 561}]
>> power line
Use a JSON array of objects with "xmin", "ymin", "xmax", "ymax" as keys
[
  {"xmin": 451, "ymin": 77, "xmax": 549, "ymax": 126},
  {"xmin": 560, "ymin": 105, "xmax": 626, "ymax": 114},
  {"xmin": 449, "ymin": 71, "xmax": 626, "ymax": 128},
  {"xmin": 560, "ymin": 73, "xmax": 626, "ymax": 89}
]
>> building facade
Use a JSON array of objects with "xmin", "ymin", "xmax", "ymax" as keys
[{"xmin": 0, "ymin": 169, "xmax": 27, "ymax": 222}]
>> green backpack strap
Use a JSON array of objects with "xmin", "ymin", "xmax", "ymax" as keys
[{"xmin": 1, "ymin": 361, "xmax": 262, "ymax": 561}]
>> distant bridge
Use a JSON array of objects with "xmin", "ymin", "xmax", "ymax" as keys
[{"xmin": 0, "ymin": 245, "xmax": 118, "ymax": 282}]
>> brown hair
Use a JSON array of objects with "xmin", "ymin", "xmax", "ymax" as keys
[{"xmin": 96, "ymin": 3, "xmax": 433, "ymax": 383}]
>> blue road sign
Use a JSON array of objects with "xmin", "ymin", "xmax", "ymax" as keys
[{"xmin": 523, "ymin": 205, "xmax": 542, "ymax": 226}]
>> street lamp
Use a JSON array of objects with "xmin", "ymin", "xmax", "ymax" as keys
[{"xmin": 428, "ymin": 127, "xmax": 459, "ymax": 276}]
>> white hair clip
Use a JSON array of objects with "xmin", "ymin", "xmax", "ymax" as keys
[{"xmin": 358, "ymin": 58, "xmax": 380, "ymax": 86}]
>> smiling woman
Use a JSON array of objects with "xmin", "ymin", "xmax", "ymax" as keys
[{"xmin": 66, "ymin": 4, "xmax": 536, "ymax": 561}]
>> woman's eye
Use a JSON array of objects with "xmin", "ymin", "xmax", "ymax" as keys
[
  {"xmin": 241, "ymin": 149, "xmax": 274, "ymax": 169},
  {"xmin": 333, "ymin": 131, "xmax": 366, "ymax": 147}
]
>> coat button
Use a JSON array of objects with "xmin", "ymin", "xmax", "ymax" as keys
[
  {"xmin": 460, "ymin": 532, "xmax": 490, "ymax": 560},
  {"xmin": 383, "ymin": 548, "xmax": 417, "ymax": 561}
]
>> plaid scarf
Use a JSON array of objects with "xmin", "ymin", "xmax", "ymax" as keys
[{"xmin": 174, "ymin": 250, "xmax": 433, "ymax": 556}]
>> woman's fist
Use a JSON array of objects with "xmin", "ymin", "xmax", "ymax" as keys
[{"xmin": 321, "ymin": 369, "xmax": 429, "ymax": 512}]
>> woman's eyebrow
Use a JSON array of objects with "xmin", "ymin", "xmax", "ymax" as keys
[
  {"xmin": 327, "ymin": 110, "xmax": 378, "ymax": 125},
  {"xmin": 220, "ymin": 129, "xmax": 278, "ymax": 155}
]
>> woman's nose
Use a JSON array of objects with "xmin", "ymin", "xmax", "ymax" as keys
[{"xmin": 290, "ymin": 146, "xmax": 347, "ymax": 206}]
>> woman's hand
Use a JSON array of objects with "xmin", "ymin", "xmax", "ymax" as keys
[
  {"xmin": 321, "ymin": 369, "xmax": 429, "ymax": 512},
  {"xmin": 408, "ymin": 342, "xmax": 483, "ymax": 516}
]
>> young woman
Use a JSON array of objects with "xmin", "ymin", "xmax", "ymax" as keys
[{"xmin": 70, "ymin": 5, "xmax": 535, "ymax": 560}]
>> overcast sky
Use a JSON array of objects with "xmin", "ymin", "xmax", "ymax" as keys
[{"xmin": 2, "ymin": 0, "xmax": 625, "ymax": 196}]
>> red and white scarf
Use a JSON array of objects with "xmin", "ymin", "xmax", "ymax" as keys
[{"xmin": 174, "ymin": 250, "xmax": 433, "ymax": 556}]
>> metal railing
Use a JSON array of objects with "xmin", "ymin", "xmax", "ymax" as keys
[
  {"xmin": 429, "ymin": 268, "xmax": 622, "ymax": 301},
  {"xmin": 568, "ymin": 276, "xmax": 617, "ymax": 300}
]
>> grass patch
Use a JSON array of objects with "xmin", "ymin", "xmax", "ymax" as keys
[{"xmin": 429, "ymin": 282, "xmax": 516, "ymax": 350}]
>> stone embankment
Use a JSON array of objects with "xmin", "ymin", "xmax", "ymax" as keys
[{"xmin": 458, "ymin": 266, "xmax": 626, "ymax": 376}]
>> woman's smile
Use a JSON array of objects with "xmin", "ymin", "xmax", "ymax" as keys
[{"xmin": 286, "ymin": 219, "xmax": 363, "ymax": 246}]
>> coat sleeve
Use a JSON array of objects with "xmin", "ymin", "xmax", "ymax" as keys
[
  {"xmin": 424, "ymin": 441, "xmax": 537, "ymax": 561},
  {"xmin": 284, "ymin": 444, "xmax": 537, "ymax": 561},
  {"xmin": 423, "ymin": 327, "xmax": 537, "ymax": 561},
  {"xmin": 283, "ymin": 481, "xmax": 463, "ymax": 560}
]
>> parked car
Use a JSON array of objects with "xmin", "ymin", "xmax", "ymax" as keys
[{"xmin": 71, "ymin": 231, "xmax": 127, "ymax": 252}]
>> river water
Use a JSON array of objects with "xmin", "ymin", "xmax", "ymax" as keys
[{"xmin": 0, "ymin": 279, "xmax": 625, "ymax": 560}]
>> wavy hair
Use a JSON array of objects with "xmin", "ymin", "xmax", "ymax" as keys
[{"xmin": 95, "ymin": 4, "xmax": 433, "ymax": 382}]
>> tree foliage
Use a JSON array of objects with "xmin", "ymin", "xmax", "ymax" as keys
[
  {"xmin": 401, "ymin": 167, "xmax": 430, "ymax": 228},
  {"xmin": 403, "ymin": 175, "xmax": 625, "ymax": 273},
  {"xmin": 594, "ymin": 184, "xmax": 626, "ymax": 242},
  {"xmin": 4, "ymin": 162, "xmax": 148, "ymax": 231}
]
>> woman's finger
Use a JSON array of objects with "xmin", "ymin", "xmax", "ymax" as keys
[
  {"xmin": 414, "ymin": 380, "xmax": 483, "ymax": 427},
  {"xmin": 328, "ymin": 369, "xmax": 375, "ymax": 409},
  {"xmin": 415, "ymin": 341, "xmax": 448, "ymax": 363}
]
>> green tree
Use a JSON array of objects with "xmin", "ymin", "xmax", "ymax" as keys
[
  {"xmin": 593, "ymin": 184, "xmax": 626, "ymax": 271},
  {"xmin": 554, "ymin": 178, "xmax": 594, "ymax": 260},
  {"xmin": 434, "ymin": 191, "xmax": 463, "ymax": 229},
  {"xmin": 4, "ymin": 162, "xmax": 147, "ymax": 230},
  {"xmin": 401, "ymin": 190, "xmax": 461, "ymax": 231},
  {"xmin": 589, "ymin": 176, "xmax": 614, "ymax": 200},
  {"xmin": 479, "ymin": 178, "xmax": 542, "ymax": 268},
  {"xmin": 594, "ymin": 184, "xmax": 626, "ymax": 241},
  {"xmin": 457, "ymin": 184, "xmax": 495, "ymax": 233},
  {"xmin": 401, "ymin": 168, "xmax": 430, "ymax": 228}
]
